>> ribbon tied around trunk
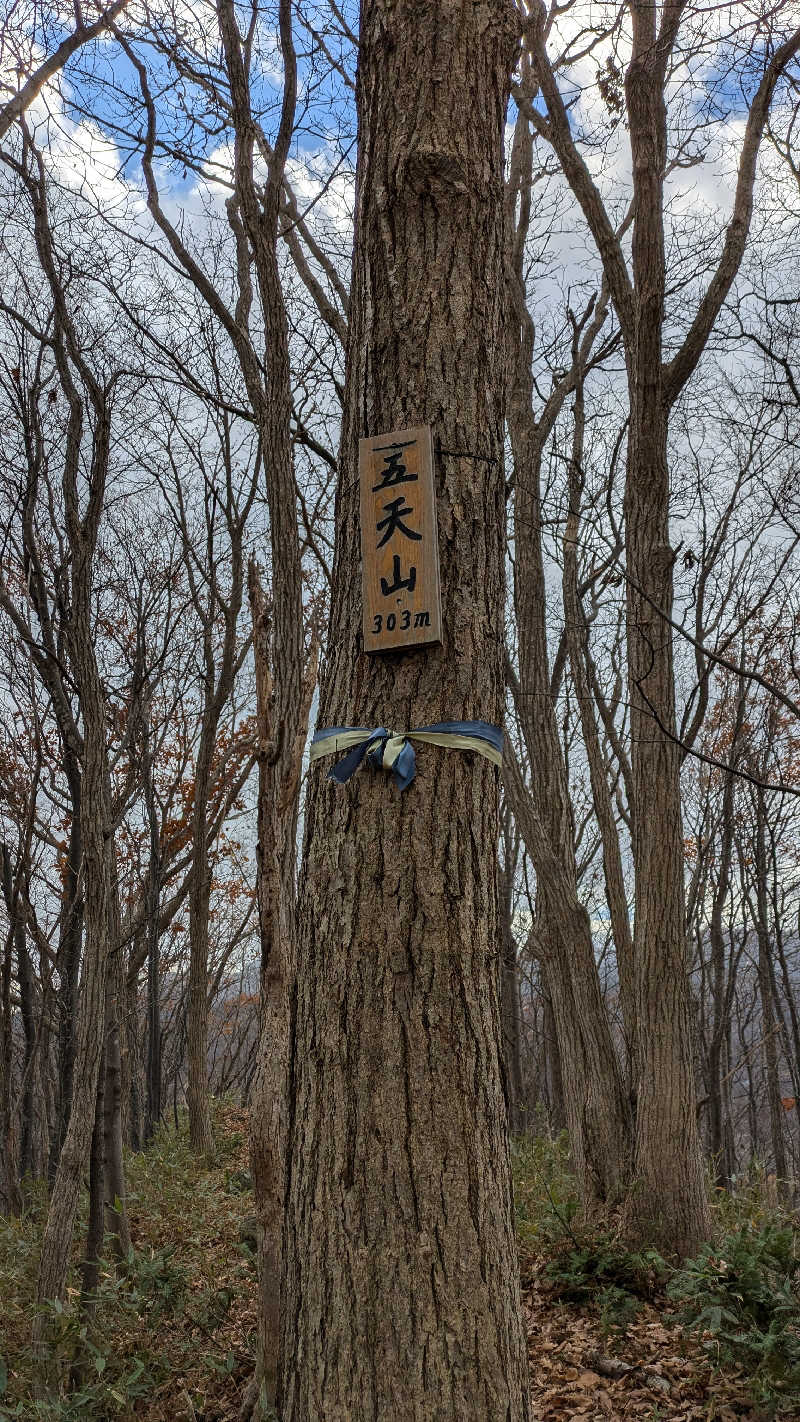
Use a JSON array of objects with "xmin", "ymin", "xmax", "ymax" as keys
[{"xmin": 309, "ymin": 721, "xmax": 503, "ymax": 793}]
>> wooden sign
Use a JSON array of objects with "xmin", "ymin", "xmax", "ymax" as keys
[{"xmin": 359, "ymin": 425, "xmax": 442, "ymax": 653}]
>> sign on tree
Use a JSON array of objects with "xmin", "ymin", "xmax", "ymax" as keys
[{"xmin": 359, "ymin": 425, "xmax": 442, "ymax": 653}]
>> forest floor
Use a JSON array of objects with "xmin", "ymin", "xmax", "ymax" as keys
[{"xmin": 1, "ymin": 1103, "xmax": 798, "ymax": 1420}]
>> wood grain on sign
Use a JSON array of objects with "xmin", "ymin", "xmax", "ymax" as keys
[{"xmin": 360, "ymin": 425, "xmax": 442, "ymax": 652}]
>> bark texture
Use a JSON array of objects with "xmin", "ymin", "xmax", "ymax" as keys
[
  {"xmin": 521, "ymin": 0, "xmax": 800, "ymax": 1256},
  {"xmin": 280, "ymin": 4, "xmax": 529, "ymax": 1419},
  {"xmin": 622, "ymin": 3, "xmax": 710, "ymax": 1254},
  {"xmin": 214, "ymin": 2, "xmax": 307, "ymax": 1409},
  {"xmin": 504, "ymin": 82, "xmax": 632, "ymax": 1204}
]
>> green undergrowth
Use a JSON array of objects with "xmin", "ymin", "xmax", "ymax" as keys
[
  {"xmin": 512, "ymin": 1131, "xmax": 800, "ymax": 1417},
  {"xmin": 0, "ymin": 1100, "xmax": 257, "ymax": 1421},
  {"xmin": 4, "ymin": 1118, "xmax": 800, "ymax": 1419}
]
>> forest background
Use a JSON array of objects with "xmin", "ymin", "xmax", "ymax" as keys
[{"xmin": 3, "ymin": 0, "xmax": 800, "ymax": 1418}]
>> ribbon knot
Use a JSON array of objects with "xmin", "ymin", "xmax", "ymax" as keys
[{"xmin": 309, "ymin": 721, "xmax": 503, "ymax": 793}]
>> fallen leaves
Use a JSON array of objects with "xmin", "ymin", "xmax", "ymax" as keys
[{"xmin": 522, "ymin": 1246, "xmax": 766, "ymax": 1420}]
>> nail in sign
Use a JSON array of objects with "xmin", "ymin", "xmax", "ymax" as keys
[{"xmin": 359, "ymin": 425, "xmax": 442, "ymax": 652}]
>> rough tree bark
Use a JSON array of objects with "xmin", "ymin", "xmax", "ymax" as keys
[
  {"xmin": 621, "ymin": 0, "xmax": 710, "ymax": 1254},
  {"xmin": 1, "ymin": 845, "xmax": 22, "ymax": 1216},
  {"xmin": 499, "ymin": 816, "xmax": 525, "ymax": 1134},
  {"xmin": 522, "ymin": 0, "xmax": 800, "ymax": 1254},
  {"xmin": 561, "ymin": 360, "xmax": 636, "ymax": 1072},
  {"xmin": 504, "ymin": 76, "xmax": 632, "ymax": 1203},
  {"xmin": 244, "ymin": 562, "xmax": 313, "ymax": 1418},
  {"xmin": 143, "ymin": 718, "xmax": 162, "ymax": 1145},
  {"xmin": 22, "ymin": 136, "xmax": 120, "ymax": 1340},
  {"xmin": 705, "ymin": 681, "xmax": 746, "ymax": 1185},
  {"xmin": 103, "ymin": 889, "xmax": 130, "ymax": 1258},
  {"xmin": 280, "ymin": 4, "xmax": 530, "ymax": 1418},
  {"xmin": 753, "ymin": 790, "xmax": 789, "ymax": 1199}
]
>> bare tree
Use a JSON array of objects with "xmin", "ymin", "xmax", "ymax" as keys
[{"xmin": 518, "ymin": 0, "xmax": 800, "ymax": 1254}]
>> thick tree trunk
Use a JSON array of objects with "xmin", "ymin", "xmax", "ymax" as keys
[{"xmin": 280, "ymin": 5, "xmax": 530, "ymax": 1418}]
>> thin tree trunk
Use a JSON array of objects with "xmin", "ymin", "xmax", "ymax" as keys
[
  {"xmin": 280, "ymin": 5, "xmax": 530, "ymax": 1417},
  {"xmin": 212, "ymin": 4, "xmax": 308, "ymax": 1410},
  {"xmin": 504, "ymin": 745, "xmax": 631, "ymax": 1202},
  {"xmin": 142, "ymin": 718, "xmax": 162, "ymax": 1144},
  {"xmin": 18, "ymin": 912, "xmax": 36, "ymax": 1180},
  {"xmin": 102, "ymin": 937, "xmax": 130, "ymax": 1259},
  {"xmin": 34, "ymin": 725, "xmax": 112, "ymax": 1332},
  {"xmin": 541, "ymin": 971, "xmax": 566, "ymax": 1133},
  {"xmin": 51, "ymin": 777, "xmax": 83, "ymax": 1178},
  {"xmin": 80, "ymin": 1061, "xmax": 106, "ymax": 1301},
  {"xmin": 187, "ymin": 760, "xmax": 214, "ymax": 1154},
  {"xmin": 126, "ymin": 964, "xmax": 143, "ymax": 1152},
  {"xmin": 623, "ymin": 4, "xmax": 710, "ymax": 1255},
  {"xmin": 1, "ymin": 913, "xmax": 21, "ymax": 1216},
  {"xmin": 561, "ymin": 369, "xmax": 636, "ymax": 1075},
  {"xmin": 706, "ymin": 684, "xmax": 745, "ymax": 1186},
  {"xmin": 31, "ymin": 160, "xmax": 118, "ymax": 1327},
  {"xmin": 505, "ymin": 85, "xmax": 632, "ymax": 1205},
  {"xmin": 754, "ymin": 791, "xmax": 789, "ymax": 1198},
  {"xmin": 500, "ymin": 856, "xmax": 525, "ymax": 1135}
]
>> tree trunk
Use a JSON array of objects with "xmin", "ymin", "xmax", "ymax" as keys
[
  {"xmin": 144, "ymin": 722, "xmax": 162, "ymax": 1146},
  {"xmin": 213, "ymin": 3, "xmax": 307, "ymax": 1409},
  {"xmin": 623, "ymin": 7, "xmax": 710, "ymax": 1255},
  {"xmin": 245, "ymin": 556, "xmax": 308, "ymax": 1414},
  {"xmin": 34, "ymin": 689, "xmax": 112, "ymax": 1325},
  {"xmin": 499, "ymin": 856, "xmax": 525, "ymax": 1135},
  {"xmin": 102, "ymin": 936, "xmax": 130, "ymax": 1259},
  {"xmin": 280, "ymin": 5, "xmax": 530, "ymax": 1418},
  {"xmin": 505, "ymin": 89, "xmax": 632, "ymax": 1204},
  {"xmin": 541, "ymin": 970, "xmax": 565, "ymax": 1133},
  {"xmin": 187, "ymin": 762, "xmax": 214, "ymax": 1154},
  {"xmin": 754, "ymin": 791, "xmax": 788, "ymax": 1199},
  {"xmin": 51, "ymin": 774, "xmax": 83, "ymax": 1179},
  {"xmin": 80, "ymin": 1061, "xmax": 106, "ymax": 1301},
  {"xmin": 706, "ymin": 684, "xmax": 745, "ymax": 1187},
  {"xmin": 34, "ymin": 359, "xmax": 116, "ymax": 1324},
  {"xmin": 561, "ymin": 374, "xmax": 636, "ymax": 1075},
  {"xmin": 504, "ymin": 746, "xmax": 631, "ymax": 1202},
  {"xmin": 17, "ymin": 907, "xmax": 36, "ymax": 1180},
  {"xmin": 0, "ymin": 880, "xmax": 21, "ymax": 1216}
]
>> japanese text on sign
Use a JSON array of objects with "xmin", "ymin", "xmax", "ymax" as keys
[{"xmin": 359, "ymin": 425, "xmax": 442, "ymax": 652}]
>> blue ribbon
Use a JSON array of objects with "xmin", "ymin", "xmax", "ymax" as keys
[{"xmin": 309, "ymin": 720, "xmax": 503, "ymax": 792}]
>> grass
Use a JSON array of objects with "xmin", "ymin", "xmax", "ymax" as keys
[
  {"xmin": 3, "ymin": 1111, "xmax": 800, "ymax": 1420},
  {"xmin": 512, "ymin": 1129, "xmax": 800, "ymax": 1418},
  {"xmin": 0, "ymin": 1101, "xmax": 258, "ymax": 1421}
]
